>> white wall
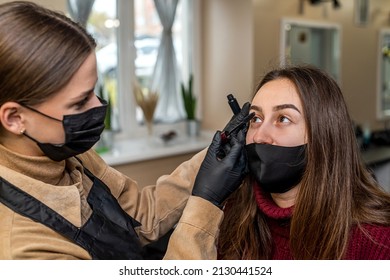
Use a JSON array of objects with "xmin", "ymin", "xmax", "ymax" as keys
[{"xmin": 199, "ymin": 0, "xmax": 254, "ymax": 130}]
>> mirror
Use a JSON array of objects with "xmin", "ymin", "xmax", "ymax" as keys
[
  {"xmin": 280, "ymin": 18, "xmax": 341, "ymax": 83},
  {"xmin": 377, "ymin": 28, "xmax": 390, "ymax": 120}
]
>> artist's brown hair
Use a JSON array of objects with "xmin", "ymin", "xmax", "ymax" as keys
[
  {"xmin": 218, "ymin": 65, "xmax": 390, "ymax": 259},
  {"xmin": 0, "ymin": 1, "xmax": 96, "ymax": 107}
]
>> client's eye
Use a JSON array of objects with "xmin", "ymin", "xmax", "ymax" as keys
[
  {"xmin": 252, "ymin": 116, "xmax": 262, "ymax": 123},
  {"xmin": 278, "ymin": 115, "xmax": 291, "ymax": 123},
  {"xmin": 250, "ymin": 115, "xmax": 263, "ymax": 126}
]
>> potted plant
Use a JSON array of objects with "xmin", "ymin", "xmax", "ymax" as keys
[
  {"xmin": 181, "ymin": 74, "xmax": 199, "ymax": 136},
  {"xmin": 133, "ymin": 83, "xmax": 158, "ymax": 136},
  {"xmin": 94, "ymin": 83, "xmax": 113, "ymax": 154}
]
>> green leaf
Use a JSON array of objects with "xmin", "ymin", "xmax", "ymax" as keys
[{"xmin": 181, "ymin": 74, "xmax": 196, "ymax": 120}]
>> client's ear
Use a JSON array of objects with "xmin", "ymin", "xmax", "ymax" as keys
[{"xmin": 0, "ymin": 101, "xmax": 25, "ymax": 135}]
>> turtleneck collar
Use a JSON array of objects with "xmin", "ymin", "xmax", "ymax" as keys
[
  {"xmin": 0, "ymin": 143, "xmax": 78, "ymax": 185},
  {"xmin": 252, "ymin": 181, "xmax": 294, "ymax": 220}
]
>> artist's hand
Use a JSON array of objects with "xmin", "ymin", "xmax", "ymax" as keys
[
  {"xmin": 223, "ymin": 102, "xmax": 251, "ymax": 136},
  {"xmin": 218, "ymin": 102, "xmax": 252, "ymax": 159},
  {"xmin": 192, "ymin": 129, "xmax": 247, "ymax": 208}
]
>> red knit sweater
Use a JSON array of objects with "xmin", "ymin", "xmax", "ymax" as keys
[{"xmin": 253, "ymin": 183, "xmax": 390, "ymax": 260}]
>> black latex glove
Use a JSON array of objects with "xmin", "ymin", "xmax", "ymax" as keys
[
  {"xmin": 223, "ymin": 102, "xmax": 251, "ymax": 135},
  {"xmin": 218, "ymin": 102, "xmax": 253, "ymax": 159},
  {"xmin": 192, "ymin": 129, "xmax": 247, "ymax": 208}
]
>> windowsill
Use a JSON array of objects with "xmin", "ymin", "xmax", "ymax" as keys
[{"xmin": 100, "ymin": 130, "xmax": 214, "ymax": 166}]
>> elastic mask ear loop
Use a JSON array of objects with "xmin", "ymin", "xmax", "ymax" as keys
[
  {"xmin": 19, "ymin": 106, "xmax": 63, "ymax": 147},
  {"xmin": 21, "ymin": 128, "xmax": 51, "ymax": 146},
  {"xmin": 21, "ymin": 129, "xmax": 37, "ymax": 143},
  {"xmin": 19, "ymin": 104, "xmax": 62, "ymax": 122}
]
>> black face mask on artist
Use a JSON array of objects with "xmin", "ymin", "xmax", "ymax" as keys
[
  {"xmin": 245, "ymin": 143, "xmax": 307, "ymax": 193},
  {"xmin": 21, "ymin": 98, "xmax": 108, "ymax": 161}
]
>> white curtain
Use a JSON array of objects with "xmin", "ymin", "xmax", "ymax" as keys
[
  {"xmin": 67, "ymin": 0, "xmax": 95, "ymax": 27},
  {"xmin": 151, "ymin": 0, "xmax": 185, "ymax": 122}
]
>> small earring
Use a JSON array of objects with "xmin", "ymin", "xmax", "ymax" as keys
[{"xmin": 20, "ymin": 129, "xmax": 25, "ymax": 135}]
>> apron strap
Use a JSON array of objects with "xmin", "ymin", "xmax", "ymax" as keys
[
  {"xmin": 0, "ymin": 177, "xmax": 81, "ymax": 242},
  {"xmin": 0, "ymin": 174, "xmax": 143, "ymax": 259}
]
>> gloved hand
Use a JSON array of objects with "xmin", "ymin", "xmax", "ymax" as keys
[
  {"xmin": 192, "ymin": 129, "xmax": 247, "ymax": 208},
  {"xmin": 218, "ymin": 102, "xmax": 253, "ymax": 159},
  {"xmin": 223, "ymin": 102, "xmax": 251, "ymax": 136}
]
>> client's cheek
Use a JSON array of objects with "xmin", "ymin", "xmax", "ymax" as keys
[{"xmin": 245, "ymin": 129, "xmax": 255, "ymax": 144}]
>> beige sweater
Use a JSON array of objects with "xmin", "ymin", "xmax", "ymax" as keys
[{"xmin": 0, "ymin": 144, "xmax": 222, "ymax": 259}]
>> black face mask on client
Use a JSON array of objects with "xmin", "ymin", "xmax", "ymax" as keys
[
  {"xmin": 245, "ymin": 143, "xmax": 307, "ymax": 193},
  {"xmin": 21, "ymin": 98, "xmax": 108, "ymax": 161}
]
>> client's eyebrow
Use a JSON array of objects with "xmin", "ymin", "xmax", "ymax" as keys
[
  {"xmin": 250, "ymin": 104, "xmax": 262, "ymax": 112},
  {"xmin": 274, "ymin": 104, "xmax": 301, "ymax": 114},
  {"xmin": 250, "ymin": 104, "xmax": 301, "ymax": 114}
]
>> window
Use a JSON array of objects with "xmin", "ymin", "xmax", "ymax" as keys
[{"xmin": 81, "ymin": 0, "xmax": 194, "ymax": 139}]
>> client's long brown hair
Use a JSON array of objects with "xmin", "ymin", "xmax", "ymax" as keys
[{"xmin": 218, "ymin": 65, "xmax": 390, "ymax": 259}]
